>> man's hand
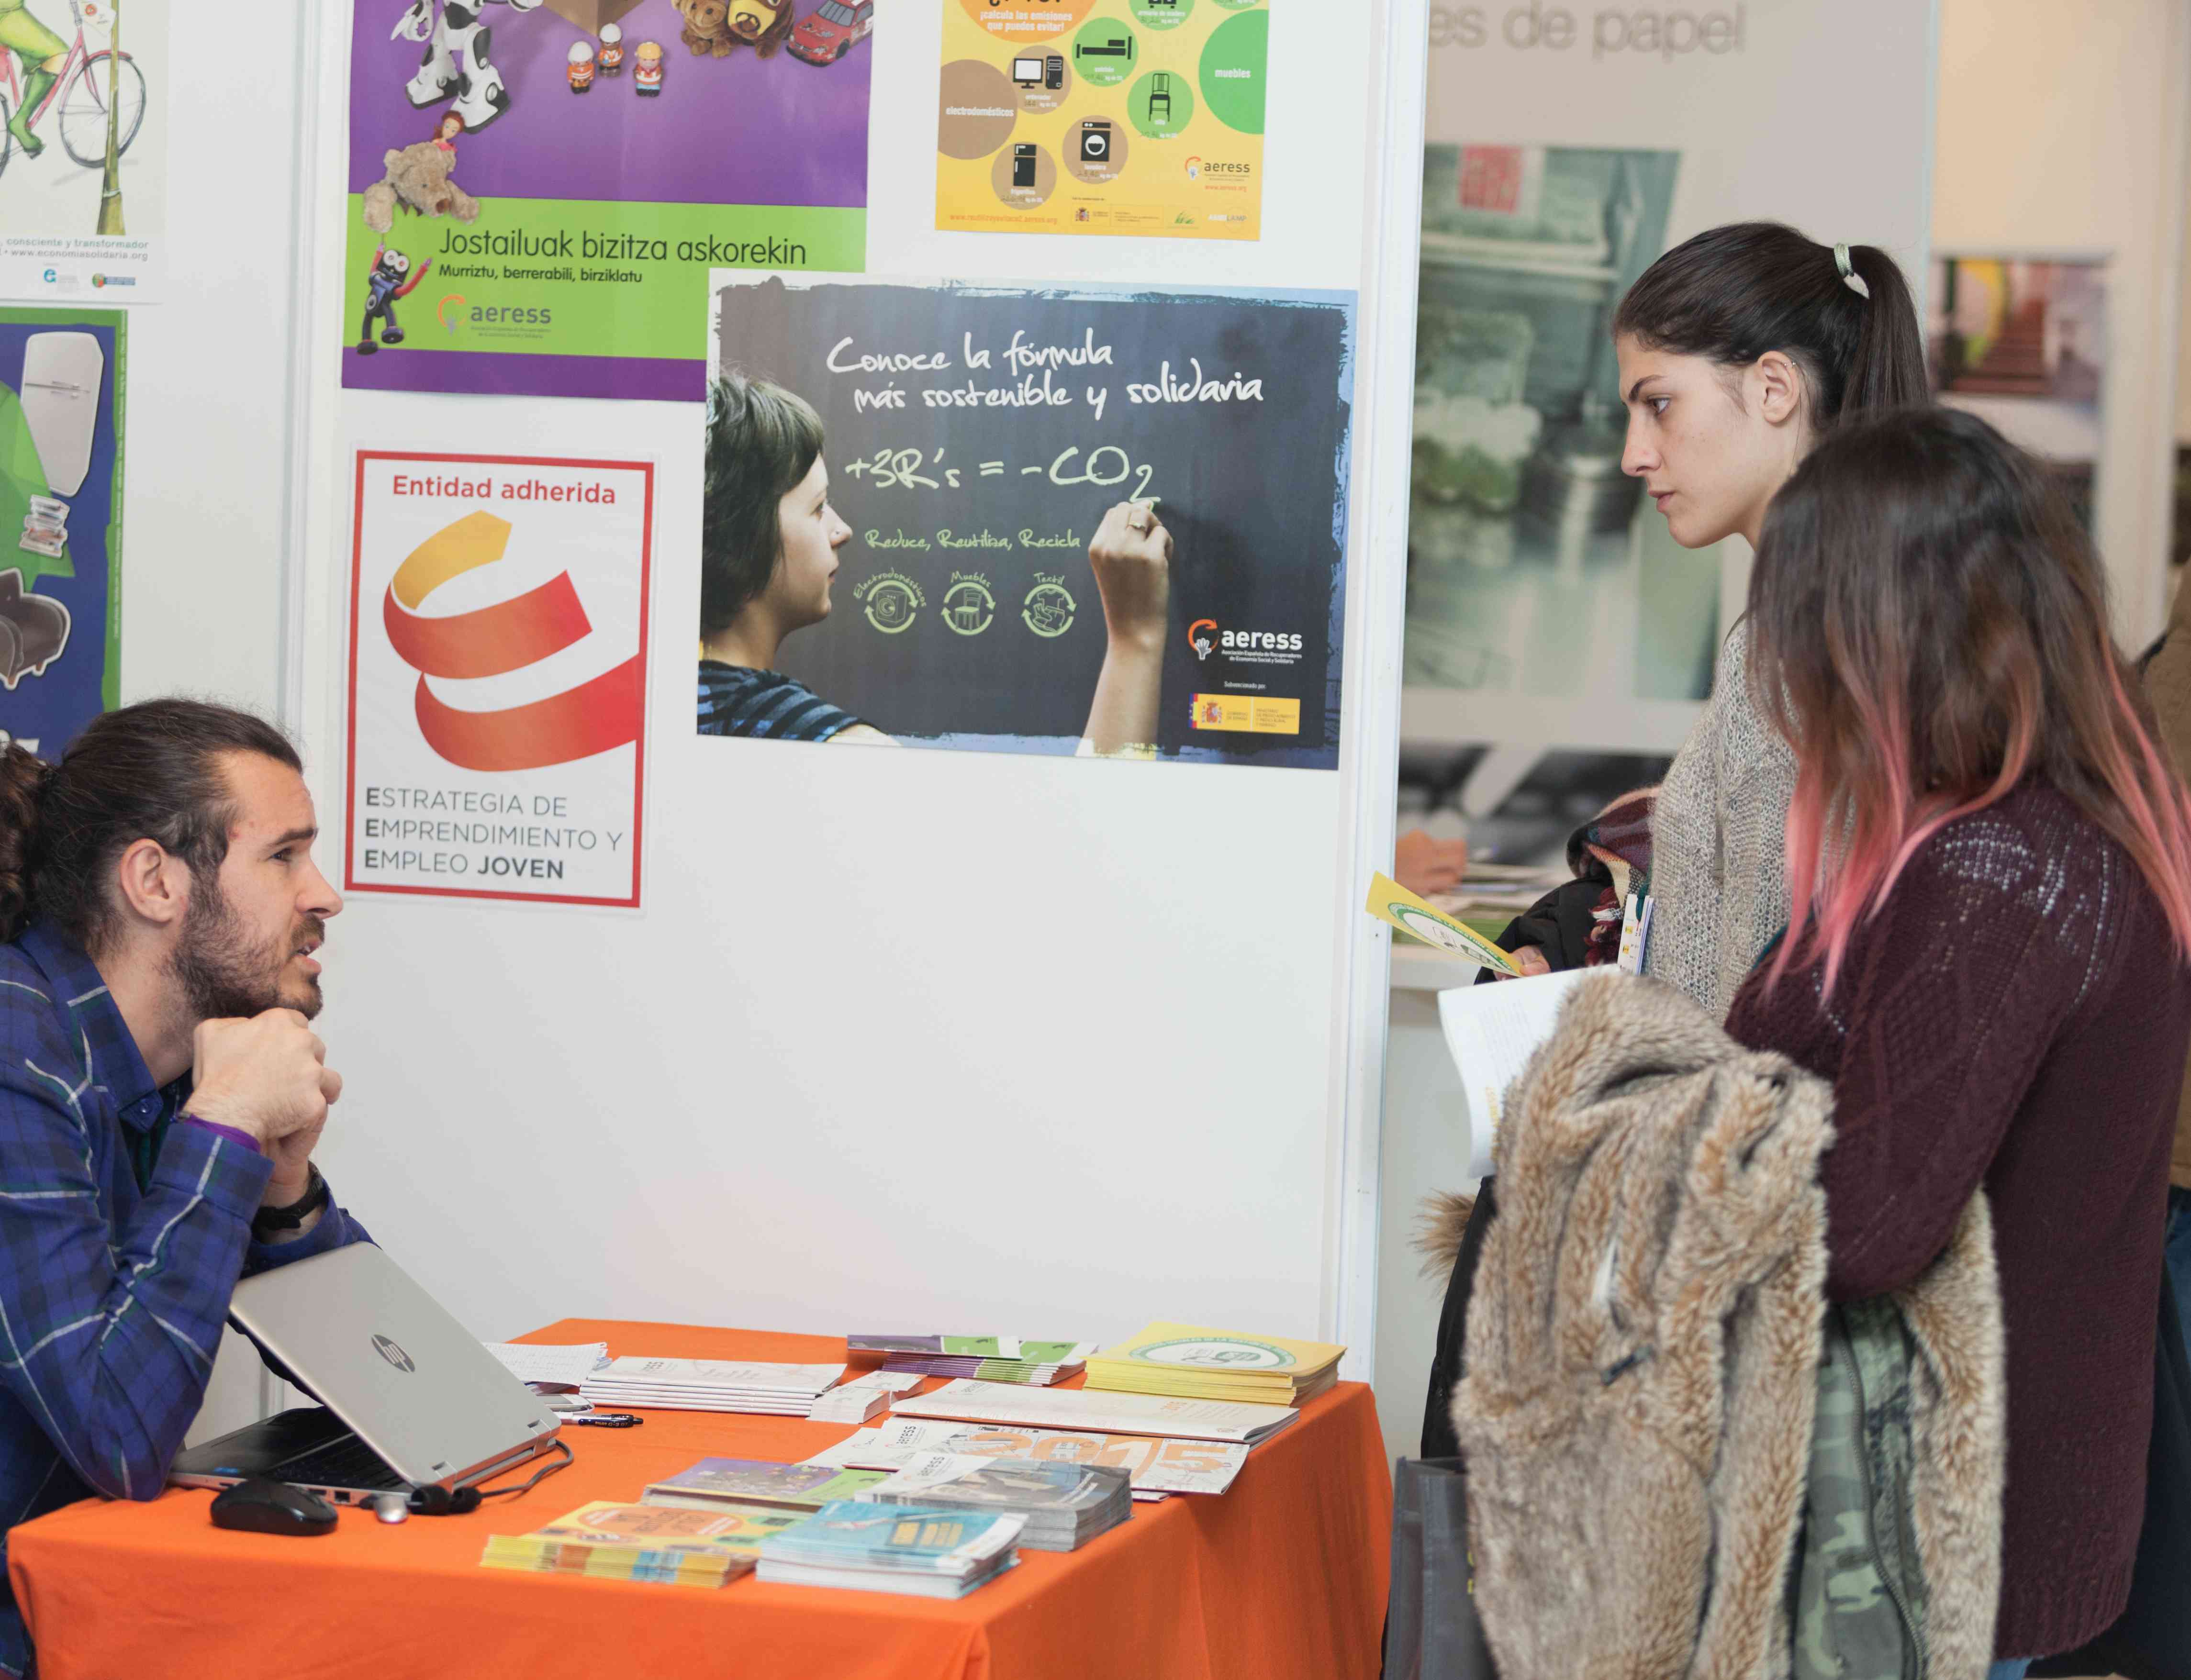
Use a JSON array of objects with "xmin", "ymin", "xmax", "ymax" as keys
[
  {"xmin": 261, "ymin": 1064, "xmax": 343, "ymax": 1204},
  {"xmin": 187, "ymin": 1011, "xmax": 342, "ymax": 1200},
  {"xmin": 1087, "ymin": 501, "xmax": 1172, "ymax": 654},
  {"xmin": 1503, "ymin": 946, "xmax": 1552, "ymax": 979}
]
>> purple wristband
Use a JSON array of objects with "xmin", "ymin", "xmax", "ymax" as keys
[{"xmin": 181, "ymin": 1115, "xmax": 263, "ymax": 1157}]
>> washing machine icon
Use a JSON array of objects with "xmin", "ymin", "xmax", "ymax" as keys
[{"xmin": 1079, "ymin": 119, "xmax": 1113, "ymax": 164}]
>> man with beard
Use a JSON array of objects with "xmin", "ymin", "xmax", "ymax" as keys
[{"xmin": 0, "ymin": 699, "xmax": 367, "ymax": 1679}]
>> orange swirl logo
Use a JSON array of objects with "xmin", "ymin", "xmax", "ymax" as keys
[{"xmin": 383, "ymin": 511, "xmax": 641, "ymax": 771}]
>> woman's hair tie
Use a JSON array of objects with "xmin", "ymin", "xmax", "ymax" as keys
[{"xmin": 1834, "ymin": 242, "xmax": 1872, "ymax": 300}]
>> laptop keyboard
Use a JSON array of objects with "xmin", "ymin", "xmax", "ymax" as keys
[{"xmin": 270, "ymin": 1432, "xmax": 408, "ymax": 1492}]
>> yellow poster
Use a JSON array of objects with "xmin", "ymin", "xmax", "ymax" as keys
[{"xmin": 935, "ymin": 1, "xmax": 1269, "ymax": 241}]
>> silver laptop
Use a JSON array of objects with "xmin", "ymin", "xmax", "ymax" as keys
[{"xmin": 170, "ymin": 1243, "xmax": 561, "ymax": 1505}]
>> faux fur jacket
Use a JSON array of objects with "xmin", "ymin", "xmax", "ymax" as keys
[{"xmin": 1435, "ymin": 973, "xmax": 2006, "ymax": 1680}]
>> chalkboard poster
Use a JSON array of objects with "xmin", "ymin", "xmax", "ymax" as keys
[{"xmin": 701, "ymin": 274, "xmax": 1354, "ymax": 768}]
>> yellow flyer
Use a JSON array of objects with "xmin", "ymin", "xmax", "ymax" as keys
[
  {"xmin": 935, "ymin": 1, "xmax": 1269, "ymax": 241},
  {"xmin": 1364, "ymin": 873, "xmax": 1520, "ymax": 975}
]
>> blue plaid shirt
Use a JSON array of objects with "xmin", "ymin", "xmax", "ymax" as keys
[{"xmin": 0, "ymin": 924, "xmax": 368, "ymax": 1676}]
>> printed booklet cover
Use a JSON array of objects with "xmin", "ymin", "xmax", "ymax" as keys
[{"xmin": 644, "ymin": 1457, "xmax": 885, "ymax": 1511}]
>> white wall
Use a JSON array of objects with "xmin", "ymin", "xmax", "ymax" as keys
[
  {"xmin": 269, "ymin": 1, "xmax": 1418, "ymax": 1376},
  {"xmin": 1934, "ymin": 0, "xmax": 2191, "ymax": 640},
  {"xmin": 2180, "ymin": 198, "xmax": 2191, "ymax": 444}
]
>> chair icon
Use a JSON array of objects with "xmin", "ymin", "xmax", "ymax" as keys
[{"xmin": 1147, "ymin": 71, "xmax": 1172, "ymax": 124}]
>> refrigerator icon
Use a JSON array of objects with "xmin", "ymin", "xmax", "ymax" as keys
[{"xmin": 1012, "ymin": 145, "xmax": 1038, "ymax": 189}]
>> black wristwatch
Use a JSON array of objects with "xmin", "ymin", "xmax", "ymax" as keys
[{"xmin": 252, "ymin": 1163, "xmax": 330, "ymax": 1239}]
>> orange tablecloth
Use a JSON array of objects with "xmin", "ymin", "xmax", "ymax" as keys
[{"xmin": 10, "ymin": 1320, "xmax": 1393, "ymax": 1680}]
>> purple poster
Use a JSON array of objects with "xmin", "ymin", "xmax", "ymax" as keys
[{"xmin": 341, "ymin": 0, "xmax": 872, "ymax": 401}]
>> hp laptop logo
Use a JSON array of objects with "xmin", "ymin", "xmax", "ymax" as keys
[{"xmin": 372, "ymin": 1334, "xmax": 416, "ymax": 1373}]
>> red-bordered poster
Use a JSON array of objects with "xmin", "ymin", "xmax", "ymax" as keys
[{"xmin": 345, "ymin": 450, "xmax": 652, "ymax": 909}]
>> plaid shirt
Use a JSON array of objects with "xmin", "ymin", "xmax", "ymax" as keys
[{"xmin": 0, "ymin": 924, "xmax": 368, "ymax": 1676}]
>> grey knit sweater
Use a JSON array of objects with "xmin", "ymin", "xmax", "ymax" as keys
[{"xmin": 1643, "ymin": 624, "xmax": 1799, "ymax": 1020}]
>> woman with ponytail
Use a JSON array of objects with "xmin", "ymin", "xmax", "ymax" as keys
[
  {"xmin": 1725, "ymin": 407, "xmax": 2191, "ymax": 1676},
  {"xmin": 1422, "ymin": 223, "xmax": 1936, "ymax": 1463},
  {"xmin": 1556, "ymin": 222, "xmax": 1932, "ymax": 1013}
]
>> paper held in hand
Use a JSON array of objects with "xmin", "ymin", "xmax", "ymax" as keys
[
  {"xmin": 1438, "ymin": 967, "xmax": 1594, "ymax": 1178},
  {"xmin": 1364, "ymin": 873, "xmax": 1520, "ymax": 974}
]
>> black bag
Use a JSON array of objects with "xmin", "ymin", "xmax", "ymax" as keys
[
  {"xmin": 1382, "ymin": 1457, "xmax": 1497, "ymax": 1680},
  {"xmin": 1420, "ymin": 1177, "xmax": 1499, "ymax": 1460},
  {"xmin": 2030, "ymin": 1266, "xmax": 2191, "ymax": 1680}
]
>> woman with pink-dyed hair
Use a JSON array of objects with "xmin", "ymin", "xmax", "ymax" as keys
[{"xmin": 1726, "ymin": 405, "xmax": 2191, "ymax": 1679}]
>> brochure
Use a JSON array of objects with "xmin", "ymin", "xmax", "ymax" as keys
[
  {"xmin": 1084, "ymin": 1323, "xmax": 1344, "ymax": 1405},
  {"xmin": 1365, "ymin": 872, "xmax": 1520, "ymax": 974},
  {"xmin": 891, "ymin": 1379, "xmax": 1297, "ymax": 1445},
  {"xmin": 805, "ymin": 1419, "xmax": 1250, "ymax": 1498},
  {"xmin": 642, "ymin": 1457, "xmax": 886, "ymax": 1513}
]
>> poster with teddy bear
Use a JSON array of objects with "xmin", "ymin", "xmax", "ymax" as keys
[{"xmin": 341, "ymin": 0, "xmax": 872, "ymax": 401}]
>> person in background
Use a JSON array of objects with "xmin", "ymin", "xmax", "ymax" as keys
[
  {"xmin": 1726, "ymin": 409, "xmax": 2191, "ymax": 1679},
  {"xmin": 696, "ymin": 370, "xmax": 1173, "ymax": 754},
  {"xmin": 2139, "ymin": 568, "xmax": 2191, "ymax": 1356},
  {"xmin": 1499, "ymin": 223, "xmax": 1931, "ymax": 1006},
  {"xmin": 1393, "ymin": 828, "xmax": 1467, "ymax": 897},
  {"xmin": 0, "ymin": 700, "xmax": 370, "ymax": 1680}
]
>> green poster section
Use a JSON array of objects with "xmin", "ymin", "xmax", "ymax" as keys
[
  {"xmin": 0, "ymin": 307, "xmax": 127, "ymax": 718},
  {"xmin": 0, "ymin": 386, "xmax": 66, "ymax": 587},
  {"xmin": 344, "ymin": 199, "xmax": 867, "ymax": 364}
]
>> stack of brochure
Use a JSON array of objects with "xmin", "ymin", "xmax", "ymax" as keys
[
  {"xmin": 755, "ymin": 1500, "xmax": 1023, "ymax": 1599},
  {"xmin": 1083, "ymin": 1324, "xmax": 1346, "ymax": 1407},
  {"xmin": 807, "ymin": 1370, "xmax": 923, "ymax": 1424},
  {"xmin": 857, "ymin": 1453, "xmax": 1132, "ymax": 1551},
  {"xmin": 642, "ymin": 1457, "xmax": 886, "ymax": 1513},
  {"xmin": 480, "ymin": 1501, "xmax": 805, "ymax": 1588},
  {"xmin": 578, "ymin": 1357, "xmax": 844, "ymax": 1415},
  {"xmin": 805, "ymin": 1419, "xmax": 1251, "ymax": 1502},
  {"xmin": 893, "ymin": 1379, "xmax": 1299, "ymax": 1446},
  {"xmin": 850, "ymin": 1334, "xmax": 1096, "ymax": 1387}
]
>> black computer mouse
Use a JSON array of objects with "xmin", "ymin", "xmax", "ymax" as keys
[{"xmin": 209, "ymin": 1477, "xmax": 339, "ymax": 1536}]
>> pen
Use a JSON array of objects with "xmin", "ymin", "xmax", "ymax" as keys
[{"xmin": 562, "ymin": 1412, "xmax": 643, "ymax": 1428}]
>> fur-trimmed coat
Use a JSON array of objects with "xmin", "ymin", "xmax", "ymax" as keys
[{"xmin": 1436, "ymin": 973, "xmax": 2005, "ymax": 1680}]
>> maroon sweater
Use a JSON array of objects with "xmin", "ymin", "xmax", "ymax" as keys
[{"xmin": 1726, "ymin": 782, "xmax": 2190, "ymax": 1660}]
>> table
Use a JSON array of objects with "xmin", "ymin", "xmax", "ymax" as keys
[{"xmin": 10, "ymin": 1321, "xmax": 1394, "ymax": 1680}]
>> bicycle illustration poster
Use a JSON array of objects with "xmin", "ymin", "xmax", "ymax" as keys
[{"xmin": 0, "ymin": 0, "xmax": 164, "ymax": 301}]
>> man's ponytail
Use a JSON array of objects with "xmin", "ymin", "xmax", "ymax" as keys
[
  {"xmin": 1614, "ymin": 222, "xmax": 1928, "ymax": 429},
  {"xmin": 0, "ymin": 744, "xmax": 53, "ymax": 945},
  {"xmin": 1841, "ymin": 244, "xmax": 1929, "ymax": 415}
]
